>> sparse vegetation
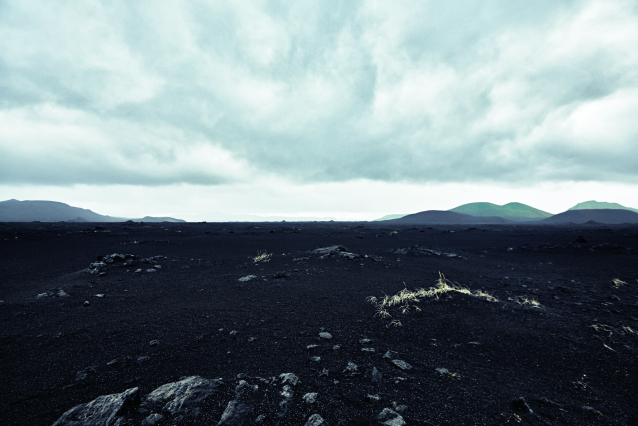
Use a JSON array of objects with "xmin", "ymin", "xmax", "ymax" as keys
[
  {"xmin": 508, "ymin": 295, "xmax": 542, "ymax": 308},
  {"xmin": 366, "ymin": 273, "xmax": 498, "ymax": 320},
  {"xmin": 252, "ymin": 250, "xmax": 272, "ymax": 263},
  {"xmin": 612, "ymin": 278, "xmax": 627, "ymax": 287}
]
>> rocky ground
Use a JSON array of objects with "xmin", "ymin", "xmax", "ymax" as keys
[{"xmin": 0, "ymin": 221, "xmax": 636, "ymax": 425}]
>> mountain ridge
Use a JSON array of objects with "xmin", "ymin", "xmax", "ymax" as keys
[{"xmin": 0, "ymin": 199, "xmax": 185, "ymax": 223}]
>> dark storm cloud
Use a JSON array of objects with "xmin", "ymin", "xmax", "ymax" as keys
[{"xmin": 1, "ymin": 0, "xmax": 637, "ymax": 186}]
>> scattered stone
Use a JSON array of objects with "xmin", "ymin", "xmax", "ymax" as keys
[
  {"xmin": 83, "ymin": 300, "xmax": 90, "ymax": 306},
  {"xmin": 359, "ymin": 338, "xmax": 372, "ymax": 344},
  {"xmin": 343, "ymin": 361, "xmax": 359, "ymax": 375},
  {"xmin": 146, "ymin": 268, "xmax": 156, "ymax": 273},
  {"xmin": 319, "ymin": 369, "xmax": 329, "ymax": 377},
  {"xmin": 136, "ymin": 269, "xmax": 142, "ymax": 273},
  {"xmin": 238, "ymin": 275, "xmax": 257, "ymax": 282},
  {"xmin": 307, "ymin": 344, "xmax": 320, "ymax": 349},
  {"xmin": 362, "ymin": 348, "xmax": 376, "ymax": 352},
  {"xmin": 384, "ymin": 350, "xmax": 398, "ymax": 359},
  {"xmin": 303, "ymin": 392, "xmax": 318, "ymax": 404},
  {"xmin": 95, "ymin": 294, "xmax": 105, "ymax": 298},
  {"xmin": 377, "ymin": 407, "xmax": 406, "ymax": 426},
  {"xmin": 332, "ymin": 345, "xmax": 341, "ymax": 350},
  {"xmin": 36, "ymin": 288, "xmax": 70, "ymax": 299},
  {"xmin": 367, "ymin": 394, "xmax": 381, "ymax": 402},
  {"xmin": 137, "ymin": 356, "xmax": 150, "ymax": 363},
  {"xmin": 310, "ymin": 356, "xmax": 321, "ymax": 362},
  {"xmin": 305, "ymin": 413, "xmax": 327, "ymax": 426},
  {"xmin": 319, "ymin": 332, "xmax": 332, "ymax": 339},
  {"xmin": 392, "ymin": 402, "xmax": 408, "ymax": 413},
  {"xmin": 365, "ymin": 366, "xmax": 383, "ymax": 383},
  {"xmin": 280, "ymin": 373, "xmax": 299, "ymax": 386},
  {"xmin": 149, "ymin": 340, "xmax": 159, "ymax": 346},
  {"xmin": 391, "ymin": 360, "xmax": 412, "ymax": 370}
]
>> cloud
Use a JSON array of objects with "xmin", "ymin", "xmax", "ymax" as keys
[{"xmin": 1, "ymin": 0, "xmax": 637, "ymax": 186}]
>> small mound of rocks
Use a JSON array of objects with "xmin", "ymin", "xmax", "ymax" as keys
[{"xmin": 86, "ymin": 254, "xmax": 167, "ymax": 275}]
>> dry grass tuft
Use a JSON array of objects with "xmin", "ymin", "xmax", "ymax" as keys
[
  {"xmin": 508, "ymin": 295, "xmax": 542, "ymax": 308},
  {"xmin": 612, "ymin": 278, "xmax": 627, "ymax": 288},
  {"xmin": 252, "ymin": 250, "xmax": 272, "ymax": 263},
  {"xmin": 366, "ymin": 273, "xmax": 498, "ymax": 320}
]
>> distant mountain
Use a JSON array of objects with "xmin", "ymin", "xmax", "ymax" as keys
[
  {"xmin": 0, "ymin": 199, "xmax": 185, "ymax": 223},
  {"xmin": 371, "ymin": 214, "xmax": 408, "ymax": 221},
  {"xmin": 568, "ymin": 201, "xmax": 638, "ymax": 214},
  {"xmin": 539, "ymin": 209, "xmax": 638, "ymax": 225},
  {"xmin": 449, "ymin": 202, "xmax": 552, "ymax": 221},
  {"xmin": 381, "ymin": 210, "xmax": 511, "ymax": 225},
  {"xmin": 132, "ymin": 216, "xmax": 186, "ymax": 223}
]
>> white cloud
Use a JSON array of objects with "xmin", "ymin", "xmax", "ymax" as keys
[{"xmin": 1, "ymin": 0, "xmax": 637, "ymax": 212}]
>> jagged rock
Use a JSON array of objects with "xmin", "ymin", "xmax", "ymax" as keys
[
  {"xmin": 384, "ymin": 350, "xmax": 398, "ymax": 359},
  {"xmin": 141, "ymin": 375, "xmax": 221, "ymax": 420},
  {"xmin": 303, "ymin": 393, "xmax": 317, "ymax": 404},
  {"xmin": 365, "ymin": 366, "xmax": 382, "ymax": 383},
  {"xmin": 52, "ymin": 386, "xmax": 140, "ymax": 426},
  {"xmin": 311, "ymin": 245, "xmax": 360, "ymax": 260},
  {"xmin": 238, "ymin": 275, "xmax": 257, "ymax": 282},
  {"xmin": 391, "ymin": 360, "xmax": 412, "ymax": 370},
  {"xmin": 149, "ymin": 340, "xmax": 159, "ymax": 346},
  {"xmin": 391, "ymin": 245, "xmax": 464, "ymax": 259},
  {"xmin": 343, "ymin": 362, "xmax": 359, "ymax": 375},
  {"xmin": 377, "ymin": 408, "xmax": 406, "ymax": 426},
  {"xmin": 279, "ymin": 373, "xmax": 299, "ymax": 386},
  {"xmin": 140, "ymin": 413, "xmax": 164, "ymax": 425},
  {"xmin": 359, "ymin": 338, "xmax": 372, "ymax": 344},
  {"xmin": 36, "ymin": 288, "xmax": 70, "ymax": 299},
  {"xmin": 305, "ymin": 413, "xmax": 327, "ymax": 426},
  {"xmin": 391, "ymin": 402, "xmax": 407, "ymax": 413},
  {"xmin": 218, "ymin": 380, "xmax": 260, "ymax": 426}
]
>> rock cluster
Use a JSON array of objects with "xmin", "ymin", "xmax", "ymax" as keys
[
  {"xmin": 52, "ymin": 333, "xmax": 429, "ymax": 425},
  {"xmin": 52, "ymin": 372, "xmax": 416, "ymax": 426},
  {"xmin": 310, "ymin": 245, "xmax": 383, "ymax": 261},
  {"xmin": 86, "ymin": 254, "xmax": 167, "ymax": 276},
  {"xmin": 391, "ymin": 245, "xmax": 464, "ymax": 258}
]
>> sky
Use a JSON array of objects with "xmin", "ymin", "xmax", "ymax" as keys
[{"xmin": 1, "ymin": 0, "xmax": 637, "ymax": 221}]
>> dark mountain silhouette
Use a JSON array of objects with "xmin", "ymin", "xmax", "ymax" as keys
[
  {"xmin": 0, "ymin": 199, "xmax": 185, "ymax": 223},
  {"xmin": 539, "ymin": 209, "xmax": 638, "ymax": 225},
  {"xmin": 568, "ymin": 200, "xmax": 638, "ymax": 214},
  {"xmin": 380, "ymin": 210, "xmax": 511, "ymax": 225},
  {"xmin": 449, "ymin": 202, "xmax": 552, "ymax": 221}
]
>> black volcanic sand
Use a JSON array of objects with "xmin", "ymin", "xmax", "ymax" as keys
[{"xmin": 1, "ymin": 222, "xmax": 637, "ymax": 425}]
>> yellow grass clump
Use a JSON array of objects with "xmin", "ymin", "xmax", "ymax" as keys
[
  {"xmin": 366, "ymin": 272, "xmax": 498, "ymax": 319},
  {"xmin": 252, "ymin": 250, "xmax": 272, "ymax": 263}
]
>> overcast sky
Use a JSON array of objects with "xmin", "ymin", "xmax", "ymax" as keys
[{"xmin": 1, "ymin": 0, "xmax": 637, "ymax": 220}]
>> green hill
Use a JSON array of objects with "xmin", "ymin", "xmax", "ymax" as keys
[
  {"xmin": 568, "ymin": 200, "xmax": 638, "ymax": 214},
  {"xmin": 371, "ymin": 214, "xmax": 408, "ymax": 221},
  {"xmin": 449, "ymin": 202, "xmax": 552, "ymax": 221}
]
